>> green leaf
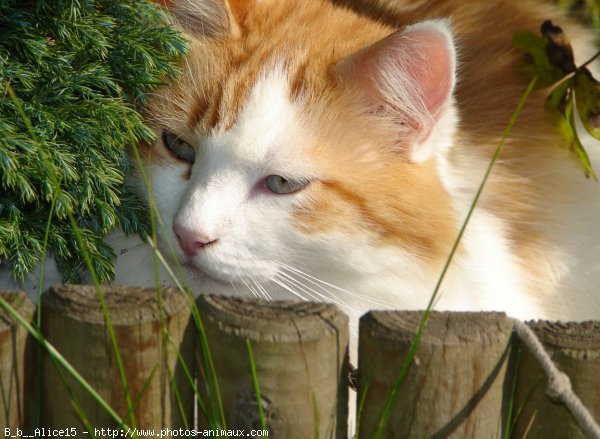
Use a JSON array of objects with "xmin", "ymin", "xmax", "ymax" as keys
[
  {"xmin": 574, "ymin": 68, "xmax": 600, "ymax": 140},
  {"xmin": 545, "ymin": 78, "xmax": 571, "ymax": 114},
  {"xmin": 16, "ymin": 174, "xmax": 36, "ymax": 203},
  {"xmin": 545, "ymin": 78, "xmax": 598, "ymax": 180},
  {"xmin": 564, "ymin": 93, "xmax": 598, "ymax": 181},
  {"xmin": 513, "ymin": 31, "xmax": 565, "ymax": 87}
]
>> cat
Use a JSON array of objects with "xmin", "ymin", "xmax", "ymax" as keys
[{"xmin": 3, "ymin": 0, "xmax": 600, "ymax": 352}]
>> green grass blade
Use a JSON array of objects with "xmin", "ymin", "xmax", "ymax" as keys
[
  {"xmin": 168, "ymin": 333, "xmax": 208, "ymax": 418},
  {"xmin": 121, "ymin": 364, "xmax": 159, "ymax": 425},
  {"xmin": 355, "ymin": 380, "xmax": 370, "ymax": 438},
  {"xmin": 246, "ymin": 338, "xmax": 267, "ymax": 430},
  {"xmin": 71, "ymin": 401, "xmax": 95, "ymax": 437},
  {"xmin": 312, "ymin": 393, "xmax": 321, "ymax": 439},
  {"xmin": 167, "ymin": 364, "xmax": 191, "ymax": 430},
  {"xmin": 33, "ymin": 179, "xmax": 61, "ymax": 428},
  {"xmin": 149, "ymin": 275, "xmax": 192, "ymax": 431},
  {"xmin": 508, "ymin": 376, "xmax": 543, "ymax": 439},
  {"xmin": 47, "ymin": 345, "xmax": 95, "ymax": 432},
  {"xmin": 504, "ymin": 347, "xmax": 521, "ymax": 439},
  {"xmin": 36, "ymin": 178, "xmax": 61, "ymax": 318}
]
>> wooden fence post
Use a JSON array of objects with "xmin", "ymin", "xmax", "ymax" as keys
[
  {"xmin": 513, "ymin": 320, "xmax": 600, "ymax": 438},
  {"xmin": 0, "ymin": 291, "xmax": 34, "ymax": 430},
  {"xmin": 357, "ymin": 311, "xmax": 513, "ymax": 438},
  {"xmin": 196, "ymin": 295, "xmax": 349, "ymax": 439},
  {"xmin": 40, "ymin": 285, "xmax": 195, "ymax": 429}
]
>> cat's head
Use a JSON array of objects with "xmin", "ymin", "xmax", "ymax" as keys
[{"xmin": 138, "ymin": 0, "xmax": 459, "ymax": 305}]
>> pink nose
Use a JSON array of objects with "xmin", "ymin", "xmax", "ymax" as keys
[{"xmin": 173, "ymin": 223, "xmax": 217, "ymax": 257}]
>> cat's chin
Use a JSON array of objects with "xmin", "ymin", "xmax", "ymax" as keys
[
  {"xmin": 179, "ymin": 260, "xmax": 286, "ymax": 300},
  {"xmin": 182, "ymin": 261, "xmax": 229, "ymax": 286},
  {"xmin": 180, "ymin": 262, "xmax": 252, "ymax": 298}
]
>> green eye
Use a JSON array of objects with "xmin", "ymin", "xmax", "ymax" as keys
[
  {"xmin": 162, "ymin": 131, "xmax": 196, "ymax": 163},
  {"xmin": 265, "ymin": 175, "xmax": 310, "ymax": 194}
]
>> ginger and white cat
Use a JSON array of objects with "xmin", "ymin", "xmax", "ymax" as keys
[{"xmin": 3, "ymin": 0, "xmax": 600, "ymax": 339}]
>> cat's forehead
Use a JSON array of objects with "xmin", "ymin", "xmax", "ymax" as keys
[
  {"xmin": 158, "ymin": 10, "xmax": 389, "ymax": 134},
  {"xmin": 204, "ymin": 66, "xmax": 313, "ymax": 167}
]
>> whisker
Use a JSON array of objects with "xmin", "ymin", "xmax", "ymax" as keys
[
  {"xmin": 252, "ymin": 279, "xmax": 272, "ymax": 301},
  {"xmin": 278, "ymin": 270, "xmax": 344, "ymax": 307},
  {"xmin": 271, "ymin": 276, "xmax": 309, "ymax": 302},
  {"xmin": 281, "ymin": 263, "xmax": 395, "ymax": 309},
  {"xmin": 228, "ymin": 277, "xmax": 243, "ymax": 297},
  {"xmin": 279, "ymin": 270, "xmax": 370, "ymax": 317},
  {"xmin": 240, "ymin": 275, "xmax": 260, "ymax": 299}
]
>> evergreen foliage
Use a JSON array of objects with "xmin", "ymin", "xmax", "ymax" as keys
[{"xmin": 0, "ymin": 0, "xmax": 187, "ymax": 283}]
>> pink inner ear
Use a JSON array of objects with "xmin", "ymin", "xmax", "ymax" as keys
[
  {"xmin": 399, "ymin": 27, "xmax": 455, "ymax": 116},
  {"xmin": 340, "ymin": 22, "xmax": 456, "ymax": 122}
]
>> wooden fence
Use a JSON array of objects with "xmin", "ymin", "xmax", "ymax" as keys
[{"xmin": 0, "ymin": 285, "xmax": 599, "ymax": 438}]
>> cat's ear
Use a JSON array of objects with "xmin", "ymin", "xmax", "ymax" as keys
[
  {"xmin": 336, "ymin": 20, "xmax": 457, "ymax": 162},
  {"xmin": 158, "ymin": 0, "xmax": 255, "ymax": 37}
]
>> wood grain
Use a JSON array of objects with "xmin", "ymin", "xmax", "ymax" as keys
[
  {"xmin": 357, "ymin": 310, "xmax": 513, "ymax": 438},
  {"xmin": 196, "ymin": 295, "xmax": 350, "ymax": 439},
  {"xmin": 40, "ymin": 285, "xmax": 195, "ymax": 428},
  {"xmin": 0, "ymin": 291, "xmax": 34, "ymax": 430},
  {"xmin": 513, "ymin": 320, "xmax": 600, "ymax": 439}
]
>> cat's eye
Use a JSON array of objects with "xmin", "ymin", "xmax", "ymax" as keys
[
  {"xmin": 265, "ymin": 175, "xmax": 309, "ymax": 194},
  {"xmin": 162, "ymin": 131, "xmax": 196, "ymax": 164}
]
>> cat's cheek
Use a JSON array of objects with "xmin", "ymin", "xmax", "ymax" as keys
[{"xmin": 144, "ymin": 164, "xmax": 190, "ymax": 255}]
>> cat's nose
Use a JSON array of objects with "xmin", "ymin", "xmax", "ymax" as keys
[{"xmin": 173, "ymin": 223, "xmax": 218, "ymax": 256}]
